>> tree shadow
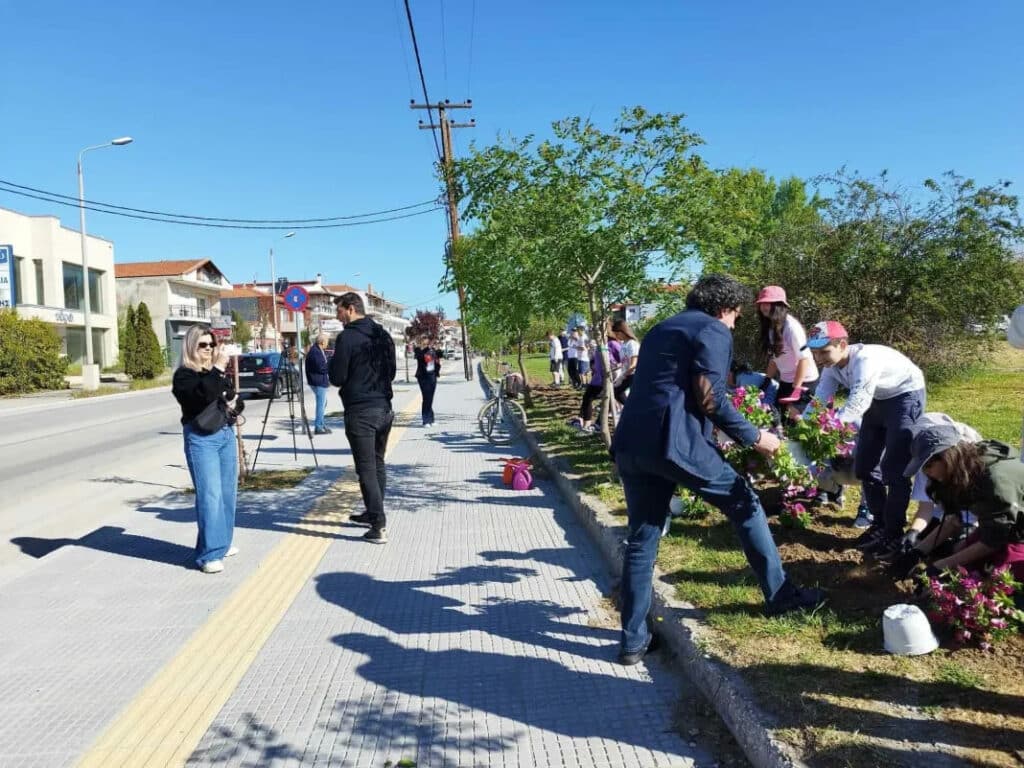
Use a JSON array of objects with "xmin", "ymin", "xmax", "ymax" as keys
[{"xmin": 185, "ymin": 713, "xmax": 304, "ymax": 767}]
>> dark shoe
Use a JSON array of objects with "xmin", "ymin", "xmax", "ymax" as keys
[
  {"xmin": 348, "ymin": 512, "xmax": 373, "ymax": 526},
  {"xmin": 617, "ymin": 633, "xmax": 660, "ymax": 666},
  {"xmin": 363, "ymin": 527, "xmax": 388, "ymax": 544},
  {"xmin": 314, "ymin": 427, "xmax": 330, "ymax": 435},
  {"xmin": 853, "ymin": 525, "xmax": 885, "ymax": 550},
  {"xmin": 766, "ymin": 585, "xmax": 827, "ymax": 618},
  {"xmin": 852, "ymin": 501, "xmax": 874, "ymax": 529},
  {"xmin": 323, "ymin": 426, "xmax": 332, "ymax": 434},
  {"xmin": 863, "ymin": 533, "xmax": 901, "ymax": 558}
]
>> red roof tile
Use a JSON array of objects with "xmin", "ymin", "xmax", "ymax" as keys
[{"xmin": 115, "ymin": 259, "xmax": 210, "ymax": 278}]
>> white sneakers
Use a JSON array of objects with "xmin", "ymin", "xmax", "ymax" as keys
[{"xmin": 200, "ymin": 545, "xmax": 238, "ymax": 574}]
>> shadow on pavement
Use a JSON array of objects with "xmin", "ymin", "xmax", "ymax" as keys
[{"xmin": 11, "ymin": 525, "xmax": 194, "ymax": 567}]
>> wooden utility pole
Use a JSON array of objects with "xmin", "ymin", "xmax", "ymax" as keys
[{"xmin": 411, "ymin": 99, "xmax": 475, "ymax": 381}]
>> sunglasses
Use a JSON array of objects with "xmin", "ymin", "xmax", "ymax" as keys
[{"xmin": 197, "ymin": 341, "xmax": 217, "ymax": 349}]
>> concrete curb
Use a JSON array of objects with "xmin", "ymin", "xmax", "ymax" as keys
[{"xmin": 480, "ymin": 364, "xmax": 808, "ymax": 768}]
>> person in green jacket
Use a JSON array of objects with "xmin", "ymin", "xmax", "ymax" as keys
[{"xmin": 892, "ymin": 424, "xmax": 1024, "ymax": 581}]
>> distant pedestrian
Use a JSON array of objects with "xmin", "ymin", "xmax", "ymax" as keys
[
  {"xmin": 574, "ymin": 326, "xmax": 591, "ymax": 384},
  {"xmin": 577, "ymin": 324, "xmax": 621, "ymax": 433},
  {"xmin": 329, "ymin": 292, "xmax": 397, "ymax": 544},
  {"xmin": 414, "ymin": 335, "xmax": 441, "ymax": 426},
  {"xmin": 611, "ymin": 319, "xmax": 639, "ymax": 405},
  {"xmin": 547, "ymin": 330, "xmax": 564, "ymax": 387},
  {"xmin": 566, "ymin": 329, "xmax": 582, "ymax": 389},
  {"xmin": 172, "ymin": 325, "xmax": 240, "ymax": 574},
  {"xmin": 558, "ymin": 330, "xmax": 570, "ymax": 368},
  {"xmin": 611, "ymin": 274, "xmax": 825, "ymax": 665},
  {"xmin": 305, "ymin": 332, "xmax": 332, "ymax": 435}
]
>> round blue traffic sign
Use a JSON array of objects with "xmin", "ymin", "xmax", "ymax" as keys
[{"xmin": 283, "ymin": 284, "xmax": 309, "ymax": 312}]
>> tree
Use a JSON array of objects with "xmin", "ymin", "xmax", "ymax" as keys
[
  {"xmin": 122, "ymin": 304, "xmax": 137, "ymax": 374},
  {"xmin": 407, "ymin": 309, "xmax": 445, "ymax": 342},
  {"xmin": 231, "ymin": 310, "xmax": 253, "ymax": 349},
  {"xmin": 455, "ymin": 107, "xmax": 705, "ymax": 441},
  {"xmin": 131, "ymin": 302, "xmax": 165, "ymax": 378}
]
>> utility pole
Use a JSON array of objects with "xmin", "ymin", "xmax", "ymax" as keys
[{"xmin": 411, "ymin": 99, "xmax": 475, "ymax": 381}]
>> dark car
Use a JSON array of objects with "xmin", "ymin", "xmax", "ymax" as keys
[{"xmin": 233, "ymin": 352, "xmax": 301, "ymax": 398}]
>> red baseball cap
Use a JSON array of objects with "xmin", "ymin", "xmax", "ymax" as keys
[
  {"xmin": 755, "ymin": 285, "xmax": 788, "ymax": 305},
  {"xmin": 806, "ymin": 320, "xmax": 849, "ymax": 349}
]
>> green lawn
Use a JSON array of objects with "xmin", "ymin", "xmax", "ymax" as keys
[{"xmin": 514, "ymin": 343, "xmax": 1024, "ymax": 767}]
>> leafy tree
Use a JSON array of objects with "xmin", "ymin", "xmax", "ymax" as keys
[
  {"xmin": 455, "ymin": 107, "xmax": 705, "ymax": 440},
  {"xmin": 406, "ymin": 309, "xmax": 445, "ymax": 342},
  {"xmin": 0, "ymin": 310, "xmax": 67, "ymax": 394},
  {"xmin": 131, "ymin": 302, "xmax": 164, "ymax": 378},
  {"xmin": 231, "ymin": 309, "xmax": 253, "ymax": 349},
  {"xmin": 121, "ymin": 304, "xmax": 137, "ymax": 374}
]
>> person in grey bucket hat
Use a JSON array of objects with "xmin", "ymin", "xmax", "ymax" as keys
[{"xmin": 904, "ymin": 423, "xmax": 963, "ymax": 479}]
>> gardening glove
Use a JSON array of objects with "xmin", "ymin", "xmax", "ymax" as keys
[
  {"xmin": 889, "ymin": 548, "xmax": 925, "ymax": 580},
  {"xmin": 900, "ymin": 529, "xmax": 920, "ymax": 553}
]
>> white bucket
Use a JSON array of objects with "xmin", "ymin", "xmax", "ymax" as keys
[{"xmin": 882, "ymin": 603, "xmax": 939, "ymax": 655}]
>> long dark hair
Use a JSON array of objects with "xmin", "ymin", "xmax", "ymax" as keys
[
  {"xmin": 759, "ymin": 303, "xmax": 789, "ymax": 358},
  {"xmin": 925, "ymin": 442, "xmax": 987, "ymax": 514},
  {"xmin": 611, "ymin": 318, "xmax": 636, "ymax": 341}
]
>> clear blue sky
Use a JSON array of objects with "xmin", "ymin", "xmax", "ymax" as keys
[{"xmin": 2, "ymin": 1, "xmax": 1021, "ymax": 316}]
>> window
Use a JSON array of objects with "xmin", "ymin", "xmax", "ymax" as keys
[
  {"xmin": 63, "ymin": 263, "xmax": 103, "ymax": 312},
  {"xmin": 34, "ymin": 260, "xmax": 44, "ymax": 305},
  {"xmin": 63, "ymin": 262, "xmax": 83, "ymax": 309},
  {"xmin": 13, "ymin": 257, "xmax": 23, "ymax": 305},
  {"xmin": 197, "ymin": 297, "xmax": 207, "ymax": 317}
]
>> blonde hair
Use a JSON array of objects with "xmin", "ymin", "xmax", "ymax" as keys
[
  {"xmin": 179, "ymin": 325, "xmax": 215, "ymax": 372},
  {"xmin": 316, "ymin": 332, "xmax": 330, "ymax": 346}
]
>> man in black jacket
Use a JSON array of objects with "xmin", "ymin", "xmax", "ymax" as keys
[{"xmin": 329, "ymin": 292, "xmax": 397, "ymax": 543}]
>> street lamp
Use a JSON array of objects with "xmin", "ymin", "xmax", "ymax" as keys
[
  {"xmin": 269, "ymin": 232, "xmax": 295, "ymax": 350},
  {"xmin": 78, "ymin": 136, "xmax": 133, "ymax": 390}
]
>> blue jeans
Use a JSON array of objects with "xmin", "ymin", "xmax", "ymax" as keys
[
  {"xmin": 183, "ymin": 424, "xmax": 238, "ymax": 566},
  {"xmin": 854, "ymin": 389, "xmax": 925, "ymax": 537},
  {"xmin": 616, "ymin": 453, "xmax": 789, "ymax": 654},
  {"xmin": 312, "ymin": 385, "xmax": 329, "ymax": 429}
]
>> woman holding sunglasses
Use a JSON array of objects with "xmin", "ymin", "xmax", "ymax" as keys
[{"xmin": 172, "ymin": 325, "xmax": 239, "ymax": 574}]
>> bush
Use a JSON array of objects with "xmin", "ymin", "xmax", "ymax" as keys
[{"xmin": 0, "ymin": 310, "xmax": 68, "ymax": 394}]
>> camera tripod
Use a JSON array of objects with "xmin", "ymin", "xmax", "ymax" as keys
[{"xmin": 251, "ymin": 347, "xmax": 318, "ymax": 470}]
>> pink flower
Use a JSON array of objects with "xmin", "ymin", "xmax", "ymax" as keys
[{"xmin": 980, "ymin": 641, "xmax": 993, "ymax": 652}]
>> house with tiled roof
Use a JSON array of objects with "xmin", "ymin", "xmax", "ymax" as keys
[{"xmin": 115, "ymin": 258, "xmax": 232, "ymax": 363}]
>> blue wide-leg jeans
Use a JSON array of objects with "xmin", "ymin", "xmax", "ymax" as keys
[{"xmin": 183, "ymin": 424, "xmax": 238, "ymax": 566}]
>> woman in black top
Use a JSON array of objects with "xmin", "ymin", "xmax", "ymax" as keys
[
  {"xmin": 414, "ymin": 336, "xmax": 441, "ymax": 426},
  {"xmin": 171, "ymin": 325, "xmax": 239, "ymax": 574}
]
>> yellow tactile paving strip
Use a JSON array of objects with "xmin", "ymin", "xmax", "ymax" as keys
[{"xmin": 77, "ymin": 396, "xmax": 420, "ymax": 768}]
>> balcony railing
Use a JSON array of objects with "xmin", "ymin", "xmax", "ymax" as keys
[{"xmin": 169, "ymin": 304, "xmax": 211, "ymax": 320}]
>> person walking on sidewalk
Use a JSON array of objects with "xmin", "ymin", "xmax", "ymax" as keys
[
  {"xmin": 804, "ymin": 321, "xmax": 926, "ymax": 559},
  {"xmin": 329, "ymin": 292, "xmax": 397, "ymax": 544},
  {"xmin": 414, "ymin": 335, "xmax": 441, "ymax": 426},
  {"xmin": 172, "ymin": 325, "xmax": 240, "ymax": 574},
  {"xmin": 611, "ymin": 274, "xmax": 825, "ymax": 666},
  {"xmin": 305, "ymin": 332, "xmax": 333, "ymax": 435}
]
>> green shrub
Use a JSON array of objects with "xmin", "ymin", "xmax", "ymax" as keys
[
  {"xmin": 130, "ymin": 302, "xmax": 164, "ymax": 379},
  {"xmin": 0, "ymin": 310, "xmax": 68, "ymax": 394}
]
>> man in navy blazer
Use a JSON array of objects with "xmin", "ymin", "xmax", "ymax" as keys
[{"xmin": 611, "ymin": 274, "xmax": 825, "ymax": 665}]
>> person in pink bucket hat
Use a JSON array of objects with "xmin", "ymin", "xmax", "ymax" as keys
[{"xmin": 754, "ymin": 285, "xmax": 819, "ymax": 414}]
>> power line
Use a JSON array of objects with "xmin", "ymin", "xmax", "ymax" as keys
[
  {"xmin": 391, "ymin": 0, "xmax": 416, "ymax": 100},
  {"xmin": 0, "ymin": 185, "xmax": 443, "ymax": 230},
  {"xmin": 439, "ymin": 0, "xmax": 449, "ymax": 96},
  {"xmin": 466, "ymin": 0, "xmax": 477, "ymax": 97},
  {"xmin": 403, "ymin": 0, "xmax": 443, "ymax": 164},
  {"xmin": 0, "ymin": 178, "xmax": 438, "ymax": 224}
]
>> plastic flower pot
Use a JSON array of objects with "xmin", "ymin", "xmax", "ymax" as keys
[
  {"xmin": 882, "ymin": 603, "xmax": 939, "ymax": 655},
  {"xmin": 511, "ymin": 464, "xmax": 533, "ymax": 491}
]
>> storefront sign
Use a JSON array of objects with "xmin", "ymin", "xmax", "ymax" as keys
[{"xmin": 0, "ymin": 245, "xmax": 14, "ymax": 309}]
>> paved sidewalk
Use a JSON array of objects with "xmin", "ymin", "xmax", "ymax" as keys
[{"xmin": 0, "ymin": 375, "xmax": 710, "ymax": 767}]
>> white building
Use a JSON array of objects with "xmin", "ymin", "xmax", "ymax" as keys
[
  {"xmin": 115, "ymin": 259, "xmax": 232, "ymax": 364},
  {"xmin": 0, "ymin": 206, "xmax": 119, "ymax": 366}
]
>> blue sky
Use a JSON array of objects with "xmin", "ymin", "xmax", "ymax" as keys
[{"xmin": 1, "ymin": 1, "xmax": 1021, "ymax": 316}]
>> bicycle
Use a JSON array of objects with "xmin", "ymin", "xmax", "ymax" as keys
[{"xmin": 478, "ymin": 362, "xmax": 528, "ymax": 445}]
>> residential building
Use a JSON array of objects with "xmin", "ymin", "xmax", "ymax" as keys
[
  {"xmin": 0, "ymin": 205, "xmax": 119, "ymax": 366},
  {"xmin": 115, "ymin": 259, "xmax": 232, "ymax": 364},
  {"xmin": 327, "ymin": 282, "xmax": 409, "ymax": 343}
]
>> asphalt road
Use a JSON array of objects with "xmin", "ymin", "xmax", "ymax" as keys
[{"xmin": 0, "ymin": 386, "xmax": 327, "ymax": 584}]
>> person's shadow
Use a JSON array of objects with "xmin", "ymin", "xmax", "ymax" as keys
[{"xmin": 12, "ymin": 526, "xmax": 194, "ymax": 566}]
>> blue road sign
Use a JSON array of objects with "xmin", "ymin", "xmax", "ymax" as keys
[{"xmin": 283, "ymin": 284, "xmax": 309, "ymax": 312}]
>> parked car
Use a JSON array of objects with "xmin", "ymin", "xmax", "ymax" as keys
[{"xmin": 230, "ymin": 352, "xmax": 301, "ymax": 398}]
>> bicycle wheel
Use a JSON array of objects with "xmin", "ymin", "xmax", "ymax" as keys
[
  {"xmin": 478, "ymin": 399, "xmax": 498, "ymax": 439},
  {"xmin": 482, "ymin": 398, "xmax": 527, "ymax": 445}
]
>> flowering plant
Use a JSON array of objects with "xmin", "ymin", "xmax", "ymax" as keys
[
  {"xmin": 724, "ymin": 387, "xmax": 816, "ymax": 528},
  {"xmin": 919, "ymin": 565, "xmax": 1024, "ymax": 650},
  {"xmin": 785, "ymin": 397, "xmax": 857, "ymax": 466}
]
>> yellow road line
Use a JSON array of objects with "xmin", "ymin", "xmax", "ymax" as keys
[{"xmin": 78, "ymin": 396, "xmax": 421, "ymax": 768}]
